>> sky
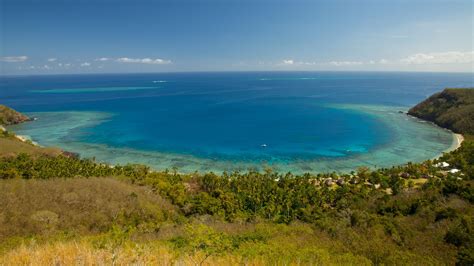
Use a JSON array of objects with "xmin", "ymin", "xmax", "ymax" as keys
[{"xmin": 0, "ymin": 0, "xmax": 473, "ymax": 75}]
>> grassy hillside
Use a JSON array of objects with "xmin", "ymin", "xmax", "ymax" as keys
[
  {"xmin": 0, "ymin": 177, "xmax": 178, "ymax": 242},
  {"xmin": 1, "ymin": 221, "xmax": 373, "ymax": 265},
  {"xmin": 0, "ymin": 105, "xmax": 30, "ymax": 125},
  {"xmin": 0, "ymin": 132, "xmax": 62, "ymax": 158},
  {"xmin": 408, "ymin": 88, "xmax": 474, "ymax": 135}
]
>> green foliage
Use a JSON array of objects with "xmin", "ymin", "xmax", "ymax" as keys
[
  {"xmin": 436, "ymin": 207, "xmax": 459, "ymax": 222},
  {"xmin": 444, "ymin": 217, "xmax": 474, "ymax": 265},
  {"xmin": 441, "ymin": 138, "xmax": 474, "ymax": 179},
  {"xmin": 445, "ymin": 217, "xmax": 473, "ymax": 247},
  {"xmin": 441, "ymin": 177, "xmax": 474, "ymax": 203},
  {"xmin": 92, "ymin": 225, "xmax": 135, "ymax": 251},
  {"xmin": 171, "ymin": 224, "xmax": 234, "ymax": 265},
  {"xmin": 0, "ymin": 153, "xmax": 153, "ymax": 179},
  {"xmin": 457, "ymin": 247, "xmax": 474, "ymax": 265},
  {"xmin": 408, "ymin": 88, "xmax": 474, "ymax": 134}
]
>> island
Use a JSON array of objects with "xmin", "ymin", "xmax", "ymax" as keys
[{"xmin": 0, "ymin": 88, "xmax": 473, "ymax": 265}]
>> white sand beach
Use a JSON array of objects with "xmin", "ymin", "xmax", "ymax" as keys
[
  {"xmin": 452, "ymin": 133, "xmax": 464, "ymax": 150},
  {"xmin": 442, "ymin": 133, "xmax": 464, "ymax": 155}
]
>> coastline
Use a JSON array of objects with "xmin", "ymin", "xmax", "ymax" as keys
[
  {"xmin": 431, "ymin": 132, "xmax": 464, "ymax": 160},
  {"xmin": 449, "ymin": 133, "xmax": 464, "ymax": 152},
  {"xmin": 402, "ymin": 115, "xmax": 465, "ymax": 158},
  {"xmin": 6, "ymin": 106, "xmax": 459, "ymax": 174}
]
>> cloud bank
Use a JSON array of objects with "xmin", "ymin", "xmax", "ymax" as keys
[
  {"xmin": 329, "ymin": 61, "xmax": 363, "ymax": 66},
  {"xmin": 275, "ymin": 51, "xmax": 472, "ymax": 70},
  {"xmin": 400, "ymin": 51, "xmax": 474, "ymax": 64},
  {"xmin": 1, "ymin": 56, "xmax": 28, "ymax": 62},
  {"xmin": 116, "ymin": 57, "xmax": 171, "ymax": 65}
]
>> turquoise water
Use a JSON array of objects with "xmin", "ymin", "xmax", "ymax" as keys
[
  {"xmin": 31, "ymin": 86, "xmax": 161, "ymax": 93},
  {"xmin": 2, "ymin": 72, "xmax": 471, "ymax": 173}
]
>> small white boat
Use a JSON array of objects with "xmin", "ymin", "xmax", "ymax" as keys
[{"xmin": 261, "ymin": 144, "xmax": 267, "ymax": 148}]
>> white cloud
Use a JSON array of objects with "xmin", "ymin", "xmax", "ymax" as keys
[
  {"xmin": 279, "ymin": 59, "xmax": 319, "ymax": 66},
  {"xmin": 116, "ymin": 57, "xmax": 171, "ymax": 64},
  {"xmin": 80, "ymin": 62, "xmax": 91, "ymax": 67},
  {"xmin": 278, "ymin": 59, "xmax": 367, "ymax": 67},
  {"xmin": 0, "ymin": 56, "xmax": 28, "ymax": 62},
  {"xmin": 329, "ymin": 61, "xmax": 363, "ymax": 66},
  {"xmin": 47, "ymin": 58, "xmax": 57, "ymax": 62},
  {"xmin": 400, "ymin": 51, "xmax": 474, "ymax": 64},
  {"xmin": 95, "ymin": 57, "xmax": 111, "ymax": 61}
]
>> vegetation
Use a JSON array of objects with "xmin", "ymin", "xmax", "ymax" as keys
[
  {"xmin": 0, "ymin": 105, "xmax": 64, "ymax": 157},
  {"xmin": 0, "ymin": 178, "xmax": 178, "ymax": 242},
  {"xmin": 0, "ymin": 105, "xmax": 31, "ymax": 126},
  {"xmin": 0, "ymin": 145, "xmax": 473, "ymax": 264},
  {"xmin": 408, "ymin": 88, "xmax": 474, "ymax": 134},
  {"xmin": 0, "ymin": 131, "xmax": 61, "ymax": 158},
  {"xmin": 0, "ymin": 89, "xmax": 473, "ymax": 265}
]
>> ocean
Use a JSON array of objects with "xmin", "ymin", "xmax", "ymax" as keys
[{"xmin": 2, "ymin": 71, "xmax": 473, "ymax": 173}]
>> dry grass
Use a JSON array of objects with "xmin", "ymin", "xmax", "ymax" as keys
[
  {"xmin": 0, "ymin": 241, "xmax": 177, "ymax": 266},
  {"xmin": 0, "ymin": 178, "xmax": 177, "ymax": 241},
  {"xmin": 0, "ymin": 136, "xmax": 61, "ymax": 158},
  {"xmin": 0, "ymin": 238, "xmax": 372, "ymax": 266}
]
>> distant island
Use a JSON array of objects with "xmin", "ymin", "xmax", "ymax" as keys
[{"xmin": 0, "ymin": 88, "xmax": 473, "ymax": 265}]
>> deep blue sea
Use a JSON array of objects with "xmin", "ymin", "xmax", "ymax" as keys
[{"xmin": 1, "ymin": 72, "xmax": 473, "ymax": 173}]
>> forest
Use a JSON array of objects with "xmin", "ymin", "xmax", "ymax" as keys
[{"xmin": 409, "ymin": 88, "xmax": 474, "ymax": 135}]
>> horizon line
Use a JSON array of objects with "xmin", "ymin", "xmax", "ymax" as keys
[{"xmin": 2, "ymin": 69, "xmax": 473, "ymax": 78}]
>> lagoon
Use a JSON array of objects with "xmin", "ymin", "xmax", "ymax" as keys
[{"xmin": 3, "ymin": 72, "xmax": 472, "ymax": 173}]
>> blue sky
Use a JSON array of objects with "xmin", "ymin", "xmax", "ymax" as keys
[{"xmin": 1, "ymin": 0, "xmax": 472, "ymax": 74}]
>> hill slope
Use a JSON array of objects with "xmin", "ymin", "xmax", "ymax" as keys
[
  {"xmin": 0, "ymin": 136, "xmax": 62, "ymax": 158},
  {"xmin": 0, "ymin": 105, "xmax": 30, "ymax": 125},
  {"xmin": 0, "ymin": 105, "xmax": 61, "ymax": 158},
  {"xmin": 408, "ymin": 88, "xmax": 474, "ymax": 135},
  {"xmin": 0, "ymin": 177, "xmax": 178, "ymax": 241}
]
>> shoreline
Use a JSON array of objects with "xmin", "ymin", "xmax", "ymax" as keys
[
  {"xmin": 5, "ymin": 105, "xmax": 461, "ymax": 174},
  {"xmin": 403, "ymin": 112, "xmax": 465, "ymax": 158},
  {"xmin": 451, "ymin": 133, "xmax": 464, "ymax": 151},
  {"xmin": 432, "ymin": 132, "xmax": 463, "ymax": 160},
  {"xmin": 434, "ymin": 131, "xmax": 464, "ymax": 160}
]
